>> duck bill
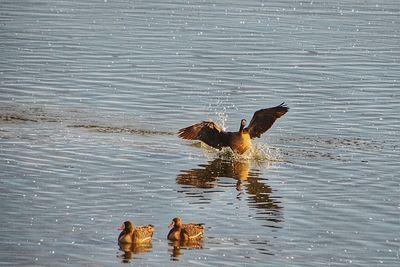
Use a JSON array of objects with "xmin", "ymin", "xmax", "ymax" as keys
[
  {"xmin": 168, "ymin": 222, "xmax": 174, "ymax": 228},
  {"xmin": 118, "ymin": 224, "xmax": 125, "ymax": 231}
]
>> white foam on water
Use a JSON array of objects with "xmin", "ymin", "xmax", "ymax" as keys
[{"xmin": 199, "ymin": 142, "xmax": 284, "ymax": 166}]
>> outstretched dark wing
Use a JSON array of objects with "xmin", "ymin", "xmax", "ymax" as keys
[
  {"xmin": 246, "ymin": 102, "xmax": 289, "ymax": 139},
  {"xmin": 178, "ymin": 121, "xmax": 230, "ymax": 150}
]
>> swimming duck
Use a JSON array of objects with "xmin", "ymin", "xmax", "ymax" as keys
[
  {"xmin": 178, "ymin": 103, "xmax": 289, "ymax": 154},
  {"xmin": 167, "ymin": 217, "xmax": 205, "ymax": 241},
  {"xmin": 118, "ymin": 221, "xmax": 154, "ymax": 244}
]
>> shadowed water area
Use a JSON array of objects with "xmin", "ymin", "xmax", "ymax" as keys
[{"xmin": 0, "ymin": 0, "xmax": 399, "ymax": 266}]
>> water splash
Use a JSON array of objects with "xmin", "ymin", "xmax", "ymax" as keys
[
  {"xmin": 207, "ymin": 97, "xmax": 237, "ymax": 130},
  {"xmin": 214, "ymin": 109, "xmax": 229, "ymax": 130},
  {"xmin": 248, "ymin": 144, "xmax": 284, "ymax": 163},
  {"xmin": 199, "ymin": 142, "xmax": 284, "ymax": 165}
]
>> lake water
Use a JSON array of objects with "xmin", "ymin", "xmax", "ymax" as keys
[{"xmin": 0, "ymin": 0, "xmax": 399, "ymax": 266}]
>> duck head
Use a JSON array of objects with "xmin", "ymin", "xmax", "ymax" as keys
[
  {"xmin": 168, "ymin": 217, "xmax": 182, "ymax": 229},
  {"xmin": 240, "ymin": 119, "xmax": 247, "ymax": 131},
  {"xmin": 118, "ymin": 221, "xmax": 135, "ymax": 233}
]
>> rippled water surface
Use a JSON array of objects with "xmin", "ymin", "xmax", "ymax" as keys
[{"xmin": 1, "ymin": 0, "xmax": 399, "ymax": 266}]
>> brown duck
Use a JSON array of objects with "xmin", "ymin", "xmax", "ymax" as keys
[
  {"xmin": 118, "ymin": 221, "xmax": 154, "ymax": 244},
  {"xmin": 167, "ymin": 217, "xmax": 205, "ymax": 241},
  {"xmin": 178, "ymin": 103, "xmax": 289, "ymax": 154}
]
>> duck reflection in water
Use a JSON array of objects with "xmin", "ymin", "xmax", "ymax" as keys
[
  {"xmin": 168, "ymin": 239, "xmax": 204, "ymax": 261},
  {"xmin": 177, "ymin": 158, "xmax": 283, "ymax": 226},
  {"xmin": 118, "ymin": 242, "xmax": 153, "ymax": 263}
]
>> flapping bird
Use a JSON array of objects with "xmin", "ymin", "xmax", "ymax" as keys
[
  {"xmin": 167, "ymin": 217, "xmax": 205, "ymax": 241},
  {"xmin": 178, "ymin": 102, "xmax": 289, "ymax": 154},
  {"xmin": 118, "ymin": 221, "xmax": 154, "ymax": 244}
]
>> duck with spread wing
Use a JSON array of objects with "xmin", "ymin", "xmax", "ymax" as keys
[{"xmin": 178, "ymin": 103, "xmax": 289, "ymax": 154}]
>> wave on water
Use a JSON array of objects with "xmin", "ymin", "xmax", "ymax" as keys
[
  {"xmin": 1, "ymin": 105, "xmax": 391, "ymax": 162},
  {"xmin": 0, "ymin": 105, "xmax": 175, "ymax": 136},
  {"xmin": 0, "ymin": 106, "xmax": 62, "ymax": 123},
  {"xmin": 67, "ymin": 124, "xmax": 175, "ymax": 136}
]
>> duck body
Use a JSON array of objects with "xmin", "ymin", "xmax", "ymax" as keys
[
  {"xmin": 118, "ymin": 221, "xmax": 154, "ymax": 244},
  {"xmin": 167, "ymin": 217, "xmax": 205, "ymax": 242},
  {"xmin": 227, "ymin": 130, "xmax": 251, "ymax": 155},
  {"xmin": 178, "ymin": 103, "xmax": 288, "ymax": 155}
]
